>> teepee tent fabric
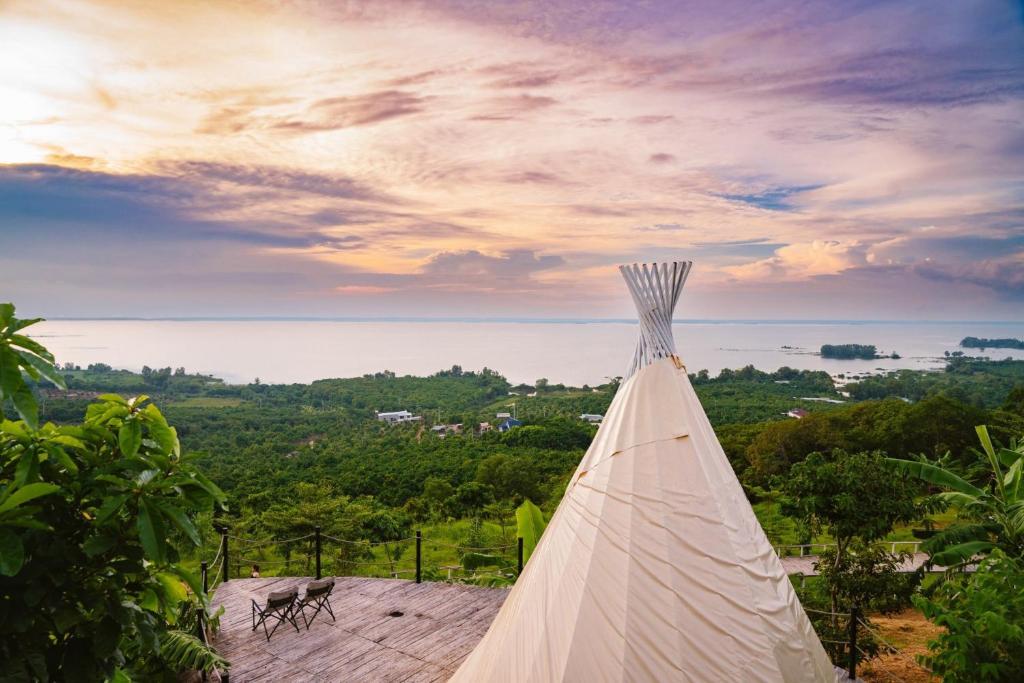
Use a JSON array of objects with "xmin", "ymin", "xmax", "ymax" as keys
[{"xmin": 451, "ymin": 262, "xmax": 838, "ymax": 682}]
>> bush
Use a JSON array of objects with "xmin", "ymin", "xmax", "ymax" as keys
[
  {"xmin": 915, "ymin": 550, "xmax": 1024, "ymax": 681},
  {"xmin": 0, "ymin": 305, "xmax": 227, "ymax": 681}
]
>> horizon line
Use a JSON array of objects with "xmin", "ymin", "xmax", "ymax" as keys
[{"xmin": 40, "ymin": 316, "xmax": 1024, "ymax": 325}]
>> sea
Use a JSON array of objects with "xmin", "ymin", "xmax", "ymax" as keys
[{"xmin": 29, "ymin": 319, "xmax": 1024, "ymax": 387}]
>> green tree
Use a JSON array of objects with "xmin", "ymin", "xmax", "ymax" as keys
[
  {"xmin": 448, "ymin": 481, "xmax": 494, "ymax": 517},
  {"xmin": 422, "ymin": 476, "xmax": 455, "ymax": 518},
  {"xmin": 780, "ymin": 449, "xmax": 923, "ymax": 614},
  {"xmin": 1, "ymin": 393, "xmax": 226, "ymax": 680},
  {"xmin": 1004, "ymin": 384, "xmax": 1024, "ymax": 416},
  {"xmin": 476, "ymin": 454, "xmax": 541, "ymax": 503},
  {"xmin": 360, "ymin": 509, "xmax": 411, "ymax": 575}
]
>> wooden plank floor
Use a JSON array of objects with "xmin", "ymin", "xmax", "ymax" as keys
[{"xmin": 210, "ymin": 577, "xmax": 509, "ymax": 682}]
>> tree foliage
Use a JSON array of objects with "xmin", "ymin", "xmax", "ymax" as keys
[
  {"xmin": 0, "ymin": 320, "xmax": 226, "ymax": 681},
  {"xmin": 914, "ymin": 550, "xmax": 1024, "ymax": 682}
]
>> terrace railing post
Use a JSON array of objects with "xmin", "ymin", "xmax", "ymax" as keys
[
  {"xmin": 315, "ymin": 525, "xmax": 322, "ymax": 580},
  {"xmin": 198, "ymin": 559, "xmax": 209, "ymax": 665},
  {"xmin": 517, "ymin": 537, "xmax": 524, "ymax": 574},
  {"xmin": 416, "ymin": 530, "xmax": 422, "ymax": 584},
  {"xmin": 221, "ymin": 533, "xmax": 229, "ymax": 584},
  {"xmin": 848, "ymin": 605, "xmax": 859, "ymax": 680}
]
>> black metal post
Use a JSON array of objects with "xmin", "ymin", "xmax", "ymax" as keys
[
  {"xmin": 517, "ymin": 537, "xmax": 524, "ymax": 574},
  {"xmin": 315, "ymin": 525, "xmax": 322, "ymax": 580},
  {"xmin": 415, "ymin": 530, "xmax": 422, "ymax": 583},
  {"xmin": 848, "ymin": 605, "xmax": 859, "ymax": 680},
  {"xmin": 221, "ymin": 532, "xmax": 229, "ymax": 583},
  {"xmin": 201, "ymin": 561, "xmax": 208, "ymax": 594}
]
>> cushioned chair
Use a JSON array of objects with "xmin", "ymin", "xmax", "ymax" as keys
[
  {"xmin": 251, "ymin": 589, "xmax": 299, "ymax": 641},
  {"xmin": 296, "ymin": 579, "xmax": 336, "ymax": 629}
]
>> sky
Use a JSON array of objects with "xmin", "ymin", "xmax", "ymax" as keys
[{"xmin": 1, "ymin": 0, "xmax": 1022, "ymax": 320}]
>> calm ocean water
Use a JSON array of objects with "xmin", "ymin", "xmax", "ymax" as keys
[{"xmin": 29, "ymin": 319, "xmax": 1024, "ymax": 386}]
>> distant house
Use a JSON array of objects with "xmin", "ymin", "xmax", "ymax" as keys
[
  {"xmin": 786, "ymin": 408, "xmax": 809, "ymax": 419},
  {"xmin": 431, "ymin": 423, "xmax": 463, "ymax": 438},
  {"xmin": 579, "ymin": 413, "xmax": 604, "ymax": 423},
  {"xmin": 479, "ymin": 422, "xmax": 493, "ymax": 433},
  {"xmin": 497, "ymin": 418, "xmax": 523, "ymax": 432},
  {"xmin": 496, "ymin": 412, "xmax": 511, "ymax": 419},
  {"xmin": 376, "ymin": 410, "xmax": 422, "ymax": 424}
]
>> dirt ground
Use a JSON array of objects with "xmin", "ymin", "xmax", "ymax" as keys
[{"xmin": 859, "ymin": 608, "xmax": 944, "ymax": 682}]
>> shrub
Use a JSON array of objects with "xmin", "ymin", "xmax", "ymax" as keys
[{"xmin": 915, "ymin": 550, "xmax": 1024, "ymax": 681}]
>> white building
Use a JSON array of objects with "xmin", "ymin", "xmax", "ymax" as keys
[
  {"xmin": 579, "ymin": 413, "xmax": 604, "ymax": 423},
  {"xmin": 376, "ymin": 410, "xmax": 422, "ymax": 424}
]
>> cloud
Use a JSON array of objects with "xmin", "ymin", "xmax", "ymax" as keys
[
  {"xmin": 164, "ymin": 161, "xmax": 388, "ymax": 202},
  {"xmin": 275, "ymin": 90, "xmax": 426, "ymax": 132},
  {"xmin": 502, "ymin": 170, "xmax": 569, "ymax": 185},
  {"xmin": 420, "ymin": 249, "xmax": 564, "ymax": 280},
  {"xmin": 631, "ymin": 115, "xmax": 675, "ymax": 125},
  {"xmin": 635, "ymin": 222, "xmax": 685, "ymax": 232},
  {"xmin": 725, "ymin": 240, "xmax": 865, "ymax": 280},
  {"xmin": 479, "ymin": 62, "xmax": 563, "ymax": 89},
  {"xmin": 470, "ymin": 94, "xmax": 558, "ymax": 120},
  {"xmin": 0, "ymin": 163, "xmax": 372, "ymax": 251},
  {"xmin": 648, "ymin": 153, "xmax": 676, "ymax": 164},
  {"xmin": 912, "ymin": 256, "xmax": 1024, "ymax": 297},
  {"xmin": 198, "ymin": 91, "xmax": 427, "ymax": 135}
]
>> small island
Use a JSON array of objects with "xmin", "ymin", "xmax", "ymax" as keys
[
  {"xmin": 961, "ymin": 336, "xmax": 1024, "ymax": 350},
  {"xmin": 820, "ymin": 344, "xmax": 899, "ymax": 360}
]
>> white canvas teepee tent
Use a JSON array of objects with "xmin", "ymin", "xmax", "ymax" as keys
[{"xmin": 451, "ymin": 262, "xmax": 839, "ymax": 682}]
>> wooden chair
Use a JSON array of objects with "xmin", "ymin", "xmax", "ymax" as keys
[
  {"xmin": 251, "ymin": 589, "xmax": 299, "ymax": 641},
  {"xmin": 296, "ymin": 579, "xmax": 336, "ymax": 629}
]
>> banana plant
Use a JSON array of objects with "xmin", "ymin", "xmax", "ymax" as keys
[
  {"xmin": 886, "ymin": 426, "xmax": 1024, "ymax": 569},
  {"xmin": 515, "ymin": 498, "xmax": 547, "ymax": 565}
]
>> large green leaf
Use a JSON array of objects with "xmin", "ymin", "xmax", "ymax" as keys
[
  {"xmin": 0, "ymin": 482, "xmax": 61, "ymax": 516},
  {"xmin": 118, "ymin": 420, "xmax": 142, "ymax": 458},
  {"xmin": 95, "ymin": 493, "xmax": 130, "ymax": 524},
  {"xmin": 153, "ymin": 500, "xmax": 201, "ymax": 546},
  {"xmin": 885, "ymin": 458, "xmax": 985, "ymax": 497},
  {"xmin": 0, "ymin": 528, "xmax": 25, "ymax": 576},
  {"xmin": 137, "ymin": 499, "xmax": 166, "ymax": 564},
  {"xmin": 10, "ymin": 382, "xmax": 38, "ymax": 431},
  {"xmin": 931, "ymin": 540, "xmax": 994, "ymax": 567},
  {"xmin": 15, "ymin": 349, "xmax": 65, "ymax": 389},
  {"xmin": 8, "ymin": 333, "xmax": 52, "ymax": 360},
  {"xmin": 515, "ymin": 498, "xmax": 547, "ymax": 565}
]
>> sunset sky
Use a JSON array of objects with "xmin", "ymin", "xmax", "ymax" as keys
[{"xmin": 1, "ymin": 0, "xmax": 1022, "ymax": 320}]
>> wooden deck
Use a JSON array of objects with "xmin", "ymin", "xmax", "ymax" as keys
[{"xmin": 210, "ymin": 577, "xmax": 508, "ymax": 682}]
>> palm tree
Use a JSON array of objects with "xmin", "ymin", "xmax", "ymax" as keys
[{"xmin": 887, "ymin": 426, "xmax": 1024, "ymax": 569}]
